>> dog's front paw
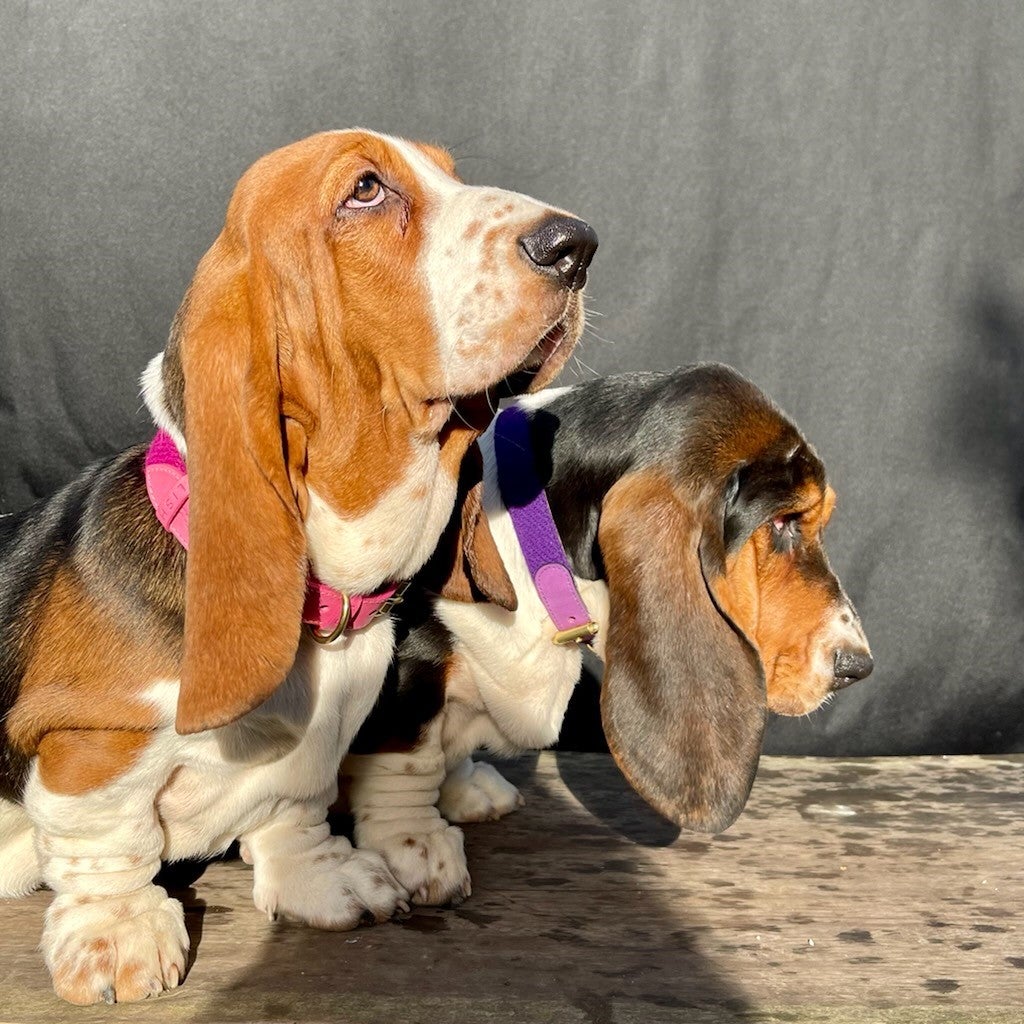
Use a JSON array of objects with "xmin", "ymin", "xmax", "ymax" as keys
[
  {"xmin": 367, "ymin": 824, "xmax": 471, "ymax": 906},
  {"xmin": 439, "ymin": 758, "xmax": 525, "ymax": 823},
  {"xmin": 252, "ymin": 836, "xmax": 409, "ymax": 930},
  {"xmin": 42, "ymin": 886, "xmax": 188, "ymax": 1005}
]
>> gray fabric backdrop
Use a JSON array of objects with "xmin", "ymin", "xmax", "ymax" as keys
[{"xmin": 2, "ymin": 1, "xmax": 1023, "ymax": 755}]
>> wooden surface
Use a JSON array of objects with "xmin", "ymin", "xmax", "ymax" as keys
[{"xmin": 1, "ymin": 753, "xmax": 1022, "ymax": 1023}]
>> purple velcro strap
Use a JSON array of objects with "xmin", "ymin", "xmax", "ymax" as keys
[{"xmin": 494, "ymin": 405, "xmax": 595, "ymax": 642}]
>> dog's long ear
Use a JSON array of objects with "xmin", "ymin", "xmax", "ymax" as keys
[
  {"xmin": 431, "ymin": 446, "xmax": 517, "ymax": 611},
  {"xmin": 171, "ymin": 238, "xmax": 308, "ymax": 735},
  {"xmin": 598, "ymin": 470, "xmax": 766, "ymax": 833}
]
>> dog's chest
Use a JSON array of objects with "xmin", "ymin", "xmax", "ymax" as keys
[
  {"xmin": 305, "ymin": 442, "xmax": 458, "ymax": 595},
  {"xmin": 150, "ymin": 622, "xmax": 394, "ymax": 860},
  {"xmin": 437, "ymin": 429, "xmax": 610, "ymax": 751}
]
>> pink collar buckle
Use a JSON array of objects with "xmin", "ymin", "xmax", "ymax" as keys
[{"xmin": 302, "ymin": 577, "xmax": 407, "ymax": 644}]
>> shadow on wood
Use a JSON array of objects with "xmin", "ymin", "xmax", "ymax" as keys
[{"xmin": 2, "ymin": 754, "xmax": 1023, "ymax": 1023}]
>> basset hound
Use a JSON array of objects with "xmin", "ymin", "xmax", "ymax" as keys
[
  {"xmin": 342, "ymin": 364, "xmax": 873, "ymax": 906},
  {"xmin": 0, "ymin": 129, "xmax": 596, "ymax": 1004}
]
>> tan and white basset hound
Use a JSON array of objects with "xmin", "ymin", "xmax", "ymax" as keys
[
  {"xmin": 342, "ymin": 365, "xmax": 872, "ymax": 906},
  {"xmin": 0, "ymin": 129, "xmax": 596, "ymax": 1004}
]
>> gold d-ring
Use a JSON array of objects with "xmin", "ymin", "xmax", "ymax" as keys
[{"xmin": 307, "ymin": 591, "xmax": 351, "ymax": 645}]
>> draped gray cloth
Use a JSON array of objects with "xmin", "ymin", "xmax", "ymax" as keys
[{"xmin": 3, "ymin": 1, "xmax": 1023, "ymax": 754}]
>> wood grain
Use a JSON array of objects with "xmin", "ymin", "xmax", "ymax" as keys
[{"xmin": 1, "ymin": 754, "xmax": 1021, "ymax": 1023}]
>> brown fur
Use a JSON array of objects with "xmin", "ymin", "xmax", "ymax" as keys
[
  {"xmin": 37, "ymin": 731, "xmax": 152, "ymax": 796},
  {"xmin": 713, "ymin": 484, "xmax": 841, "ymax": 715},
  {"xmin": 597, "ymin": 471, "xmax": 766, "ymax": 833},
  {"xmin": 434, "ymin": 448, "xmax": 517, "ymax": 611},
  {"xmin": 8, "ymin": 567, "xmax": 171, "ymax": 779}
]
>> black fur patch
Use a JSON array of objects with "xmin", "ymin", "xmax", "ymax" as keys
[
  {"xmin": 536, "ymin": 364, "xmax": 823, "ymax": 578},
  {"xmin": 723, "ymin": 440, "xmax": 826, "ymax": 555},
  {"xmin": 349, "ymin": 588, "xmax": 451, "ymax": 755}
]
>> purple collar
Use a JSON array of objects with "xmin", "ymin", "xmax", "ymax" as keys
[{"xmin": 493, "ymin": 405, "xmax": 598, "ymax": 646}]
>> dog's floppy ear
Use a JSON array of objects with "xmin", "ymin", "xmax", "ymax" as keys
[
  {"xmin": 434, "ymin": 447, "xmax": 517, "ymax": 611},
  {"xmin": 598, "ymin": 470, "xmax": 766, "ymax": 833},
  {"xmin": 171, "ymin": 238, "xmax": 308, "ymax": 735}
]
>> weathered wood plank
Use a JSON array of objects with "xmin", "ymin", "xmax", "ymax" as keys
[{"xmin": 1, "ymin": 754, "xmax": 1021, "ymax": 1023}]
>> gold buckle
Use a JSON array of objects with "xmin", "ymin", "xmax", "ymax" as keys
[
  {"xmin": 307, "ymin": 591, "xmax": 351, "ymax": 645},
  {"xmin": 374, "ymin": 580, "xmax": 410, "ymax": 620},
  {"xmin": 552, "ymin": 621, "xmax": 599, "ymax": 646}
]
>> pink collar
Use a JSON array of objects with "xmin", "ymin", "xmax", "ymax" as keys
[{"xmin": 144, "ymin": 430, "xmax": 403, "ymax": 643}]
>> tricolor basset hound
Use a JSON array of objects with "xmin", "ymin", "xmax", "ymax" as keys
[
  {"xmin": 342, "ymin": 365, "xmax": 872, "ymax": 906},
  {"xmin": 0, "ymin": 129, "xmax": 596, "ymax": 1004}
]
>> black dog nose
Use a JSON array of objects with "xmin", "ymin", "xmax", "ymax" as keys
[
  {"xmin": 519, "ymin": 214, "xmax": 598, "ymax": 291},
  {"xmin": 832, "ymin": 649, "xmax": 874, "ymax": 689}
]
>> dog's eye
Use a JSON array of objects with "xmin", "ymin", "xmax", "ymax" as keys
[{"xmin": 342, "ymin": 173, "xmax": 387, "ymax": 210}]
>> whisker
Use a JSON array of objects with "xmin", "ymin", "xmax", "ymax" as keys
[
  {"xmin": 582, "ymin": 325, "xmax": 617, "ymax": 346},
  {"xmin": 570, "ymin": 353, "xmax": 601, "ymax": 379}
]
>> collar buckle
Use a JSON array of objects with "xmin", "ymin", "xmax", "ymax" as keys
[
  {"xmin": 552, "ymin": 621, "xmax": 600, "ymax": 646},
  {"xmin": 374, "ymin": 580, "xmax": 410, "ymax": 619}
]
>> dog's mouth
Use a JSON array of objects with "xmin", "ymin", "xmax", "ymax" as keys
[
  {"xmin": 497, "ymin": 301, "xmax": 581, "ymax": 397},
  {"xmin": 427, "ymin": 300, "xmax": 581, "ymax": 433},
  {"xmin": 520, "ymin": 317, "xmax": 568, "ymax": 372}
]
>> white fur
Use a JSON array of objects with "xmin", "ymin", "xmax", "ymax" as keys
[
  {"xmin": 139, "ymin": 352, "xmax": 185, "ymax": 453},
  {"xmin": 0, "ymin": 799, "xmax": 38, "ymax": 896},
  {"xmin": 511, "ymin": 385, "xmax": 574, "ymax": 412},
  {"xmin": 304, "ymin": 443, "xmax": 458, "ymax": 595},
  {"xmin": 438, "ymin": 757, "xmax": 525, "ymax": 823}
]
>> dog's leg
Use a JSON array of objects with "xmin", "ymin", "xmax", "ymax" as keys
[
  {"xmin": 343, "ymin": 722, "xmax": 472, "ymax": 906},
  {"xmin": 26, "ymin": 762, "xmax": 188, "ymax": 1006},
  {"xmin": 438, "ymin": 756, "xmax": 525, "ymax": 823},
  {"xmin": 0, "ymin": 798, "xmax": 42, "ymax": 897},
  {"xmin": 241, "ymin": 790, "xmax": 410, "ymax": 929}
]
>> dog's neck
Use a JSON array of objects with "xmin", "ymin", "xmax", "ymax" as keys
[
  {"xmin": 141, "ymin": 352, "xmax": 187, "ymax": 453},
  {"xmin": 142, "ymin": 351, "xmax": 486, "ymax": 595},
  {"xmin": 505, "ymin": 386, "xmax": 642, "ymax": 584}
]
